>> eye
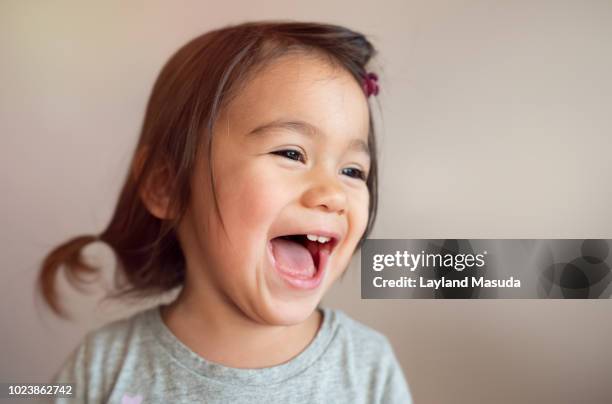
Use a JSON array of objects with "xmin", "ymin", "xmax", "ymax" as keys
[
  {"xmin": 271, "ymin": 149, "xmax": 305, "ymax": 163},
  {"xmin": 342, "ymin": 167, "xmax": 367, "ymax": 181}
]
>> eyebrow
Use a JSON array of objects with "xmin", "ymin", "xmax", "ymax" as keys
[{"xmin": 247, "ymin": 119, "xmax": 370, "ymax": 157}]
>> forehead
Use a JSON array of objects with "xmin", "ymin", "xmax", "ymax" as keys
[{"xmin": 219, "ymin": 53, "xmax": 370, "ymax": 144}]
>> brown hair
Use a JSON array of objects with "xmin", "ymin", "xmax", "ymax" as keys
[{"xmin": 38, "ymin": 20, "xmax": 381, "ymax": 318}]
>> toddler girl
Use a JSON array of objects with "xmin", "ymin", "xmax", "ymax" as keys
[{"xmin": 39, "ymin": 20, "xmax": 412, "ymax": 404}]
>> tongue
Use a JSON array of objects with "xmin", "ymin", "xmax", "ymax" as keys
[{"xmin": 270, "ymin": 237, "xmax": 315, "ymax": 278}]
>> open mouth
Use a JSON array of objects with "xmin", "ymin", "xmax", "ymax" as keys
[{"xmin": 269, "ymin": 234, "xmax": 338, "ymax": 280}]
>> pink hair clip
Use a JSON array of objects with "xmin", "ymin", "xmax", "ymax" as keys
[{"xmin": 362, "ymin": 72, "xmax": 379, "ymax": 97}]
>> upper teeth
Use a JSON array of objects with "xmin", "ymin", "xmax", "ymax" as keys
[{"xmin": 306, "ymin": 234, "xmax": 331, "ymax": 243}]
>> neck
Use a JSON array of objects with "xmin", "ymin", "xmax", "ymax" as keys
[{"xmin": 160, "ymin": 278, "xmax": 323, "ymax": 369}]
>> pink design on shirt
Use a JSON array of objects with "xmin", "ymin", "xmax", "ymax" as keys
[{"xmin": 121, "ymin": 393, "xmax": 143, "ymax": 404}]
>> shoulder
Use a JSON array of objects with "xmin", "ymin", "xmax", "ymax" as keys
[
  {"xmin": 324, "ymin": 307, "xmax": 413, "ymax": 403},
  {"xmin": 328, "ymin": 307, "xmax": 395, "ymax": 356},
  {"xmin": 70, "ymin": 307, "xmax": 153, "ymax": 367},
  {"xmin": 51, "ymin": 307, "xmax": 157, "ymax": 401}
]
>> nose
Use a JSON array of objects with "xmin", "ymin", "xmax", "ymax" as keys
[{"xmin": 301, "ymin": 168, "xmax": 348, "ymax": 215}]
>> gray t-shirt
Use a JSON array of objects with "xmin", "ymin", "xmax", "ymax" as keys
[{"xmin": 51, "ymin": 305, "xmax": 413, "ymax": 403}]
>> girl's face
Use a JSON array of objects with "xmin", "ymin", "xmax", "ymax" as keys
[{"xmin": 179, "ymin": 54, "xmax": 371, "ymax": 325}]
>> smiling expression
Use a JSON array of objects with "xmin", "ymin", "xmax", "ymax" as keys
[{"xmin": 177, "ymin": 53, "xmax": 372, "ymax": 325}]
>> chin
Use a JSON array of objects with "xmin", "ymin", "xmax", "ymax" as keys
[{"xmin": 261, "ymin": 299, "xmax": 320, "ymax": 326}]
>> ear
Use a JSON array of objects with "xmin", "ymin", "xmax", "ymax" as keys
[
  {"xmin": 133, "ymin": 147, "xmax": 176, "ymax": 220},
  {"xmin": 141, "ymin": 165, "xmax": 174, "ymax": 220}
]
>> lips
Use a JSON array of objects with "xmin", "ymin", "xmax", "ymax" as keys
[{"xmin": 267, "ymin": 231, "xmax": 340, "ymax": 290}]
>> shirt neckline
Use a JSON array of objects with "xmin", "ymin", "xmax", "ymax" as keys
[{"xmin": 144, "ymin": 304, "xmax": 336, "ymax": 386}]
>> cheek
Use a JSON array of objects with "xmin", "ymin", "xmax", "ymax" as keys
[
  {"xmin": 350, "ymin": 188, "xmax": 370, "ymax": 238},
  {"xmin": 216, "ymin": 164, "xmax": 288, "ymax": 239}
]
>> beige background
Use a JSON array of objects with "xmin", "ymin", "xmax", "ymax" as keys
[{"xmin": 2, "ymin": 1, "xmax": 612, "ymax": 403}]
